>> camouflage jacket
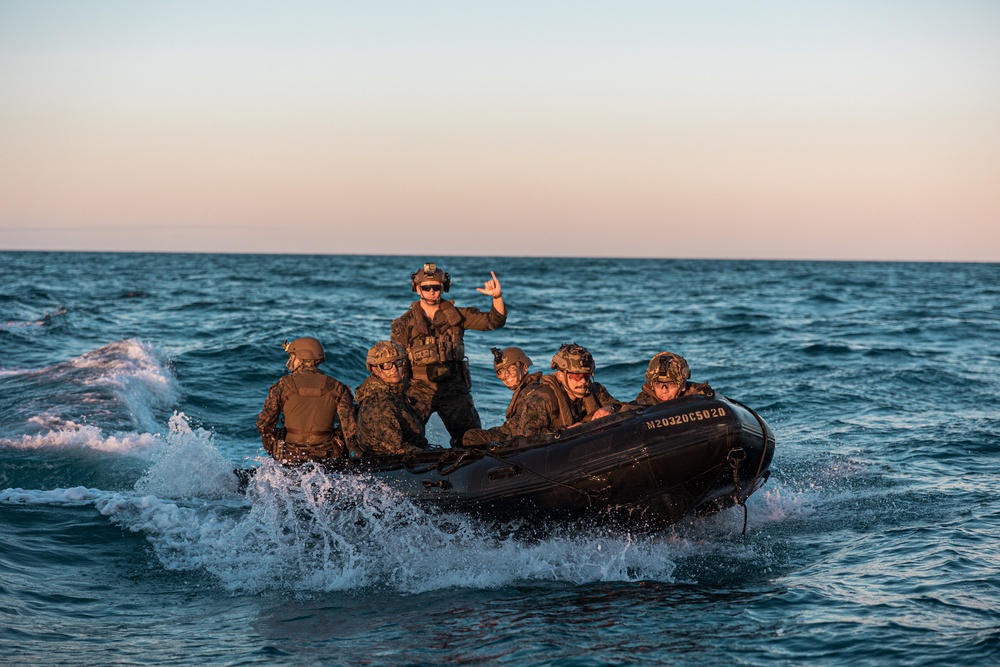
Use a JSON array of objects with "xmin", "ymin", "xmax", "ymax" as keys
[
  {"xmin": 518, "ymin": 375, "xmax": 619, "ymax": 433},
  {"xmin": 631, "ymin": 381, "xmax": 715, "ymax": 406},
  {"xmin": 462, "ymin": 371, "xmax": 545, "ymax": 444},
  {"xmin": 355, "ymin": 374, "xmax": 429, "ymax": 455},
  {"xmin": 390, "ymin": 300, "xmax": 506, "ymax": 382}
]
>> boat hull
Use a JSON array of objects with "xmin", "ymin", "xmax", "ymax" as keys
[{"xmin": 339, "ymin": 394, "xmax": 774, "ymax": 530}]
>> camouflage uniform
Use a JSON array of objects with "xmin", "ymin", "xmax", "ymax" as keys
[
  {"xmin": 466, "ymin": 374, "xmax": 619, "ymax": 442},
  {"xmin": 355, "ymin": 373, "xmax": 429, "ymax": 455},
  {"xmin": 632, "ymin": 381, "xmax": 715, "ymax": 406},
  {"xmin": 533, "ymin": 375, "xmax": 620, "ymax": 429},
  {"xmin": 390, "ymin": 299, "xmax": 506, "ymax": 442},
  {"xmin": 461, "ymin": 371, "xmax": 544, "ymax": 446},
  {"xmin": 256, "ymin": 368, "xmax": 358, "ymax": 464}
]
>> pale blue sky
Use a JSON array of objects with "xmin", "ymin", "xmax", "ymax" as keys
[{"xmin": 2, "ymin": 1, "xmax": 998, "ymax": 260}]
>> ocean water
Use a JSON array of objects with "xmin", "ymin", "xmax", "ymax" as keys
[{"xmin": 1, "ymin": 251, "xmax": 998, "ymax": 666}]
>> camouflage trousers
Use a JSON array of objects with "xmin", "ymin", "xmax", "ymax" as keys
[
  {"xmin": 406, "ymin": 379, "xmax": 482, "ymax": 446},
  {"xmin": 460, "ymin": 426, "xmax": 507, "ymax": 447}
]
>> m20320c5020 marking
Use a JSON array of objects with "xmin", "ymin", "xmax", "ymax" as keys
[{"xmin": 645, "ymin": 407, "xmax": 727, "ymax": 430}]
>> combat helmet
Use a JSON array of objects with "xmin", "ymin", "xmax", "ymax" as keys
[
  {"xmin": 550, "ymin": 343, "xmax": 595, "ymax": 374},
  {"xmin": 645, "ymin": 352, "xmax": 690, "ymax": 384},
  {"xmin": 491, "ymin": 346, "xmax": 532, "ymax": 373},
  {"xmin": 366, "ymin": 340, "xmax": 407, "ymax": 371},
  {"xmin": 283, "ymin": 337, "xmax": 325, "ymax": 362},
  {"xmin": 410, "ymin": 262, "xmax": 452, "ymax": 292}
]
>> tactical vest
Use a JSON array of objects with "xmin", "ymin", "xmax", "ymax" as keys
[
  {"xmin": 408, "ymin": 329, "xmax": 465, "ymax": 366},
  {"xmin": 507, "ymin": 371, "xmax": 543, "ymax": 420},
  {"xmin": 404, "ymin": 301, "xmax": 467, "ymax": 382},
  {"xmin": 539, "ymin": 374, "xmax": 603, "ymax": 429},
  {"xmin": 280, "ymin": 372, "xmax": 342, "ymax": 447}
]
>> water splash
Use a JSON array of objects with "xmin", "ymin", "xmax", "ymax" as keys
[
  {"xmin": 134, "ymin": 412, "xmax": 240, "ymax": 499},
  {"xmin": 82, "ymin": 460, "xmax": 697, "ymax": 595},
  {"xmin": 756, "ymin": 485, "xmax": 817, "ymax": 523}
]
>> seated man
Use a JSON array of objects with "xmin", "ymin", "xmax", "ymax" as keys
[
  {"xmin": 461, "ymin": 346, "xmax": 543, "ymax": 446},
  {"xmin": 355, "ymin": 340, "xmax": 430, "ymax": 455},
  {"xmin": 529, "ymin": 343, "xmax": 620, "ymax": 431},
  {"xmin": 256, "ymin": 337, "xmax": 358, "ymax": 464},
  {"xmin": 632, "ymin": 351, "xmax": 714, "ymax": 405}
]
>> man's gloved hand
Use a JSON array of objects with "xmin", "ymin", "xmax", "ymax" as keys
[{"xmin": 346, "ymin": 440, "xmax": 366, "ymax": 459}]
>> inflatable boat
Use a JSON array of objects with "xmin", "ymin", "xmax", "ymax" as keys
[{"xmin": 310, "ymin": 393, "xmax": 775, "ymax": 531}]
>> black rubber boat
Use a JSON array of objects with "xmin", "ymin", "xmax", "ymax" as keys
[{"xmin": 301, "ymin": 393, "xmax": 775, "ymax": 531}]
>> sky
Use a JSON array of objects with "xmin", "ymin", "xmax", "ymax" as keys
[{"xmin": 1, "ymin": 1, "xmax": 998, "ymax": 261}]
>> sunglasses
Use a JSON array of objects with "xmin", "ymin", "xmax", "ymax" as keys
[
  {"xmin": 652, "ymin": 380, "xmax": 681, "ymax": 389},
  {"xmin": 378, "ymin": 360, "xmax": 405, "ymax": 370},
  {"xmin": 419, "ymin": 284, "xmax": 443, "ymax": 293},
  {"xmin": 567, "ymin": 372, "xmax": 591, "ymax": 382}
]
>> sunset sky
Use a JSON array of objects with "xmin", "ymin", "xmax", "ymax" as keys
[{"xmin": 1, "ymin": 1, "xmax": 998, "ymax": 261}]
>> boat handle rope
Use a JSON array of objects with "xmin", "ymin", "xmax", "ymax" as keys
[
  {"xmin": 400, "ymin": 450, "xmax": 481, "ymax": 476},
  {"xmin": 728, "ymin": 448, "xmax": 749, "ymax": 535},
  {"xmin": 437, "ymin": 448, "xmax": 475, "ymax": 475},
  {"xmin": 726, "ymin": 397, "xmax": 774, "ymax": 536},
  {"xmin": 400, "ymin": 459, "xmax": 441, "ymax": 475}
]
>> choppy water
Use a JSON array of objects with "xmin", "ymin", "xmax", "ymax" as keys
[{"xmin": 1, "ymin": 251, "xmax": 998, "ymax": 666}]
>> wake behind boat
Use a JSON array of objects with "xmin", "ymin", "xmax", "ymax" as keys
[{"xmin": 241, "ymin": 393, "xmax": 774, "ymax": 531}]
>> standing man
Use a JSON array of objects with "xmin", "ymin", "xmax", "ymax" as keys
[
  {"xmin": 461, "ymin": 346, "xmax": 543, "ymax": 446},
  {"xmin": 256, "ymin": 337, "xmax": 358, "ymax": 464},
  {"xmin": 390, "ymin": 262, "xmax": 506, "ymax": 445}
]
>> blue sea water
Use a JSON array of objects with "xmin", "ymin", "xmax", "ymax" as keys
[{"xmin": 1, "ymin": 251, "xmax": 998, "ymax": 666}]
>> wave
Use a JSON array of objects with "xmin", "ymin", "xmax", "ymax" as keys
[
  {"xmin": 802, "ymin": 342, "xmax": 857, "ymax": 355},
  {"xmin": 68, "ymin": 339, "xmax": 179, "ymax": 432},
  {"xmin": 0, "ymin": 338, "xmax": 179, "ymax": 436},
  {"xmin": 0, "ymin": 305, "xmax": 67, "ymax": 331},
  {"xmin": 0, "ymin": 421, "xmax": 161, "ymax": 454}
]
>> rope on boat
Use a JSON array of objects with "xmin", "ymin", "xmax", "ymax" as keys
[
  {"xmin": 728, "ymin": 448, "xmax": 748, "ymax": 535},
  {"xmin": 726, "ymin": 397, "xmax": 774, "ymax": 536}
]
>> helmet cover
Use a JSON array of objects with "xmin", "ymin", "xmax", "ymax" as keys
[
  {"xmin": 644, "ymin": 352, "xmax": 691, "ymax": 384},
  {"xmin": 410, "ymin": 262, "xmax": 452, "ymax": 292},
  {"xmin": 550, "ymin": 343, "xmax": 595, "ymax": 373},
  {"xmin": 366, "ymin": 340, "xmax": 406, "ymax": 371}
]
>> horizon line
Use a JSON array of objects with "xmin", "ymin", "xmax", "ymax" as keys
[{"xmin": 1, "ymin": 247, "xmax": 996, "ymax": 265}]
